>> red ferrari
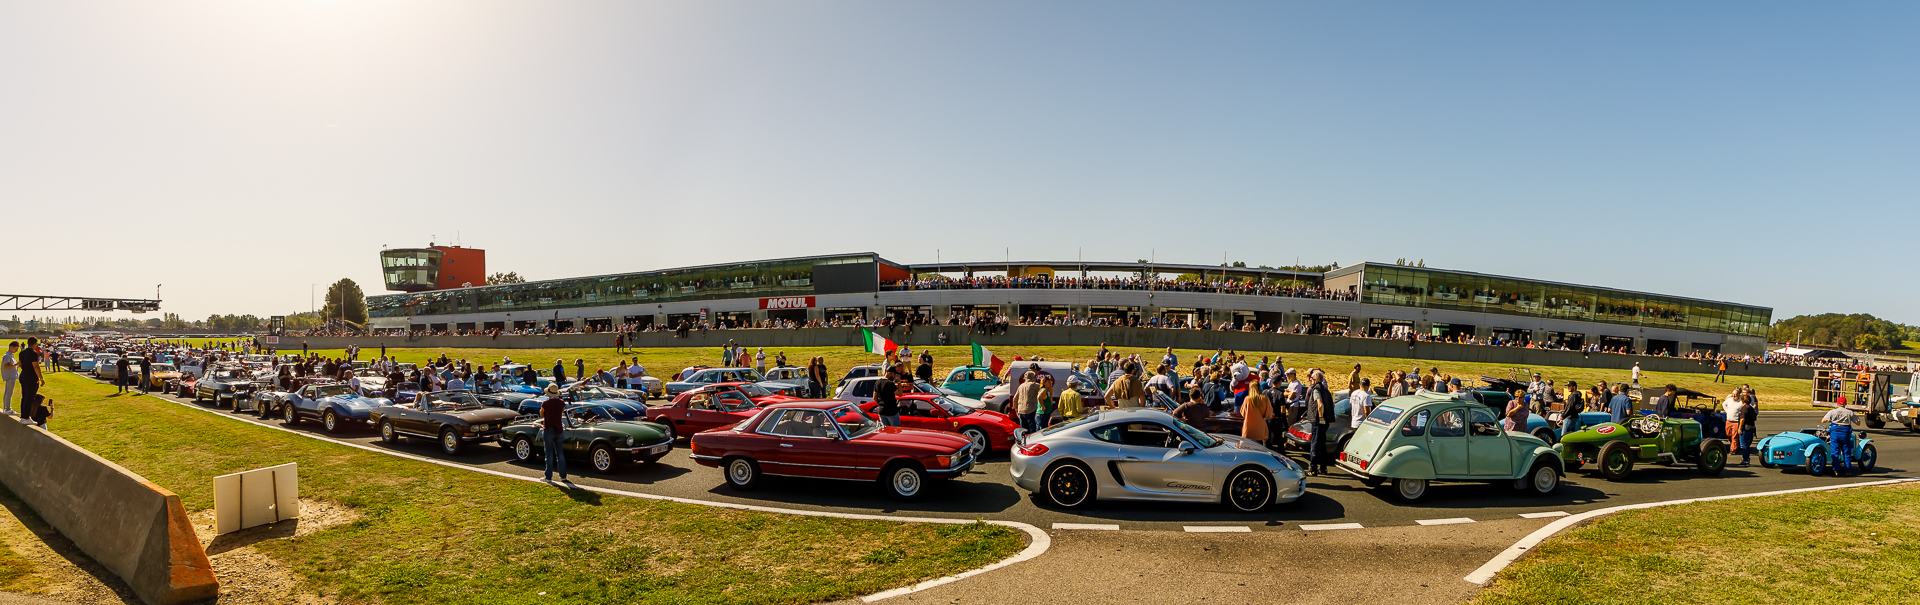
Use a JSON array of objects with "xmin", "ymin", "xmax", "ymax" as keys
[
  {"xmin": 689, "ymin": 400, "xmax": 976, "ymax": 501},
  {"xmin": 857, "ymin": 393, "xmax": 1019, "ymax": 454}
]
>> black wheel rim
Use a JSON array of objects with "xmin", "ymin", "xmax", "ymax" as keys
[
  {"xmin": 1229, "ymin": 470, "xmax": 1269, "ymax": 510},
  {"xmin": 1048, "ymin": 466, "xmax": 1088, "ymax": 507}
]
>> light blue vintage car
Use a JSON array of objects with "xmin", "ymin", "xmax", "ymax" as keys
[{"xmin": 1756, "ymin": 428, "xmax": 1877, "ymax": 475}]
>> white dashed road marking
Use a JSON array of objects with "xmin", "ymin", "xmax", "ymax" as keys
[
  {"xmin": 1414, "ymin": 517, "xmax": 1476, "ymax": 526},
  {"xmin": 1053, "ymin": 523, "xmax": 1120, "ymax": 531},
  {"xmin": 1183, "ymin": 526, "xmax": 1252, "ymax": 533},
  {"xmin": 1299, "ymin": 523, "xmax": 1365, "ymax": 531},
  {"xmin": 1518, "ymin": 511, "xmax": 1571, "ymax": 519}
]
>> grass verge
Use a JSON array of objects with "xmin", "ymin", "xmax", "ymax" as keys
[
  {"xmin": 37, "ymin": 373, "xmax": 1023, "ymax": 605},
  {"xmin": 281, "ymin": 343, "xmax": 1817, "ymax": 407},
  {"xmin": 1471, "ymin": 482, "xmax": 1920, "ymax": 604}
]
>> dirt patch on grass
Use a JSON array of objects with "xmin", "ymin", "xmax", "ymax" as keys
[
  {"xmin": 186, "ymin": 499, "xmax": 360, "ymax": 605},
  {"xmin": 0, "ymin": 485, "xmax": 141, "ymax": 604}
]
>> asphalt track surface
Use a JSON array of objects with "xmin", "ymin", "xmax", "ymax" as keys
[{"xmin": 104, "ymin": 374, "xmax": 1915, "ymax": 532}]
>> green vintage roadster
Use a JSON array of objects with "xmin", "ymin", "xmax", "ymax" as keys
[
  {"xmin": 498, "ymin": 404, "xmax": 675, "ymax": 474},
  {"xmin": 1554, "ymin": 414, "xmax": 1727, "ymax": 481}
]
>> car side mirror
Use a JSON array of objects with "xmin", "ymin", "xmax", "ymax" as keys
[{"xmin": 1179, "ymin": 441, "xmax": 1197, "ymax": 455}]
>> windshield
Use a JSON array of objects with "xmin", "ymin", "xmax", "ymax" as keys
[
  {"xmin": 1365, "ymin": 405, "xmax": 1404, "ymax": 427},
  {"xmin": 1039, "ymin": 410, "xmax": 1106, "ymax": 437},
  {"xmin": 738, "ymin": 383, "xmax": 774, "ymax": 398},
  {"xmin": 313, "ymin": 385, "xmax": 350, "ymax": 398},
  {"xmin": 425, "ymin": 392, "xmax": 481, "ymax": 409},
  {"xmin": 832, "ymin": 405, "xmax": 881, "ymax": 438},
  {"xmin": 1169, "ymin": 420, "xmax": 1223, "ymax": 448},
  {"xmin": 928, "ymin": 396, "xmax": 972, "ymax": 416},
  {"xmin": 152, "ymin": 364, "xmax": 176, "ymax": 372}
]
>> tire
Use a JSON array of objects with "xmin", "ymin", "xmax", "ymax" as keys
[
  {"xmin": 1042, "ymin": 461, "xmax": 1096, "ymax": 509},
  {"xmin": 379, "ymin": 419, "xmax": 401, "ymax": 444},
  {"xmin": 1806, "ymin": 447, "xmax": 1828, "ymax": 476},
  {"xmin": 1759, "ymin": 446, "xmax": 1776, "ymax": 469},
  {"xmin": 283, "ymin": 404, "xmax": 300, "ymax": 425},
  {"xmin": 960, "ymin": 428, "xmax": 990, "ymax": 455},
  {"xmin": 512, "ymin": 436, "xmax": 534, "ymax": 462},
  {"xmin": 440, "ymin": 427, "xmax": 463, "ymax": 455},
  {"xmin": 589, "ymin": 443, "xmax": 615, "ymax": 474},
  {"xmin": 1867, "ymin": 415, "xmax": 1886, "ymax": 429},
  {"xmin": 1521, "ymin": 460, "xmax": 1561, "ymax": 496},
  {"xmin": 1598, "ymin": 441, "xmax": 1635, "ymax": 482},
  {"xmin": 1532, "ymin": 429, "xmax": 1558, "ymax": 447},
  {"xmin": 1858, "ymin": 443, "xmax": 1877, "ymax": 474},
  {"xmin": 1697, "ymin": 439, "xmax": 1728, "ymax": 476},
  {"xmin": 882, "ymin": 463, "xmax": 929, "ymax": 502},
  {"xmin": 1392, "ymin": 478, "xmax": 1429, "ymax": 502},
  {"xmin": 724, "ymin": 457, "xmax": 761, "ymax": 491},
  {"xmin": 662, "ymin": 423, "xmax": 677, "ymax": 443},
  {"xmin": 323, "ymin": 410, "xmax": 341, "ymax": 434},
  {"xmin": 1224, "ymin": 467, "xmax": 1273, "ymax": 512}
]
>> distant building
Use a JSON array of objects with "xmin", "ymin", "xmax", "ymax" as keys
[{"xmin": 380, "ymin": 245, "xmax": 487, "ymax": 292}]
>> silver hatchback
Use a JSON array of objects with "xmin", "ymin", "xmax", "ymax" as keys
[{"xmin": 1009, "ymin": 409, "xmax": 1307, "ymax": 512}]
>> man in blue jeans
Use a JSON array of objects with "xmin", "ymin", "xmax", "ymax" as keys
[{"xmin": 540, "ymin": 384, "xmax": 568, "ymax": 482}]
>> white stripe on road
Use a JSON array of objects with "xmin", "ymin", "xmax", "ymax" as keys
[
  {"xmin": 1052, "ymin": 523, "xmax": 1120, "ymax": 531},
  {"xmin": 1464, "ymin": 477, "xmax": 1920, "ymax": 585},
  {"xmin": 1300, "ymin": 523, "xmax": 1365, "ymax": 531},
  {"xmin": 1518, "ymin": 511, "xmax": 1570, "ymax": 519},
  {"xmin": 1183, "ymin": 526, "xmax": 1252, "ymax": 533},
  {"xmin": 1414, "ymin": 517, "xmax": 1475, "ymax": 526}
]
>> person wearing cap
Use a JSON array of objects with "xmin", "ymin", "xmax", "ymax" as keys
[
  {"xmin": 1054, "ymin": 376, "xmax": 1084, "ymax": 425},
  {"xmin": 540, "ymin": 383, "xmax": 569, "ymax": 482}
]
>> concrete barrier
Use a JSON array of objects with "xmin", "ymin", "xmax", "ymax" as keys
[
  {"xmin": 270, "ymin": 326, "xmax": 1826, "ymax": 381},
  {"xmin": 0, "ymin": 416, "xmax": 219, "ymax": 605}
]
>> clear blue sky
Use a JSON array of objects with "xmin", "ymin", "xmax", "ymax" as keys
[{"xmin": 3, "ymin": 1, "xmax": 1915, "ymax": 326}]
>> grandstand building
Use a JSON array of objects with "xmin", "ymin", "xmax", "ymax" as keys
[{"xmin": 366, "ymin": 253, "xmax": 1771, "ymax": 356}]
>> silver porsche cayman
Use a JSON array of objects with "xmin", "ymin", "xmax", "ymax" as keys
[{"xmin": 1009, "ymin": 409, "xmax": 1307, "ymax": 512}]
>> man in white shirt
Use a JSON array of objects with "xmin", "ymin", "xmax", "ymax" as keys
[
  {"xmin": 447, "ymin": 374, "xmax": 466, "ymax": 392},
  {"xmin": 755, "ymin": 348, "xmax": 767, "ymax": 373},
  {"xmin": 1350, "ymin": 379, "xmax": 1373, "ymax": 429},
  {"xmin": 1722, "ymin": 392, "xmax": 1749, "ymax": 464},
  {"xmin": 1631, "ymin": 363, "xmax": 1643, "ymax": 388}
]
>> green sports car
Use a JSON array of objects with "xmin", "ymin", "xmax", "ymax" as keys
[
  {"xmin": 498, "ymin": 405, "xmax": 675, "ymax": 474},
  {"xmin": 1554, "ymin": 415, "xmax": 1727, "ymax": 481}
]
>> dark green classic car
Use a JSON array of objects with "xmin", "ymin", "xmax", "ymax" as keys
[{"xmin": 498, "ymin": 404, "xmax": 675, "ymax": 474}]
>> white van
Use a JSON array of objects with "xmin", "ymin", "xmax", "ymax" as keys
[{"xmin": 978, "ymin": 361, "xmax": 1105, "ymax": 414}]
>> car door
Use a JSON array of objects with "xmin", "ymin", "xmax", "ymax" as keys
[
  {"xmin": 895, "ymin": 399, "xmax": 946, "ymax": 433},
  {"xmin": 1099, "ymin": 421, "xmax": 1220, "ymax": 495},
  {"xmin": 1466, "ymin": 407, "xmax": 1513, "ymax": 476},
  {"xmin": 1428, "ymin": 407, "xmax": 1471, "ymax": 476},
  {"xmin": 760, "ymin": 408, "xmax": 858, "ymax": 479}
]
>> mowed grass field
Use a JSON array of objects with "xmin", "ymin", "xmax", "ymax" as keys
[
  {"xmin": 288, "ymin": 343, "xmax": 1819, "ymax": 407},
  {"xmin": 35, "ymin": 373, "xmax": 1024, "ymax": 605},
  {"xmin": 1471, "ymin": 481, "xmax": 1920, "ymax": 605}
]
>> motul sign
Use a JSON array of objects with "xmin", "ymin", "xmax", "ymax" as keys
[{"xmin": 759, "ymin": 296, "xmax": 815, "ymax": 310}]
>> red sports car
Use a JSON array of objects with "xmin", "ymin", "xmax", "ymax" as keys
[
  {"xmin": 857, "ymin": 393, "xmax": 1019, "ymax": 454},
  {"xmin": 645, "ymin": 385, "xmax": 770, "ymax": 442},
  {"xmin": 689, "ymin": 400, "xmax": 976, "ymax": 501}
]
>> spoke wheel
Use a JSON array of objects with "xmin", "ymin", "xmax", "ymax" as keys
[
  {"xmin": 591, "ymin": 444, "xmax": 614, "ymax": 474},
  {"xmin": 513, "ymin": 436, "xmax": 533, "ymax": 461},
  {"xmin": 1043, "ymin": 463, "xmax": 1094, "ymax": 509},
  {"xmin": 1226, "ymin": 468, "xmax": 1272, "ymax": 512},
  {"xmin": 962, "ymin": 428, "xmax": 989, "ymax": 455}
]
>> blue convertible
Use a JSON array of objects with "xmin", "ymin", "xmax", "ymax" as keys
[
  {"xmin": 1756, "ymin": 428, "xmax": 1877, "ymax": 475},
  {"xmin": 276, "ymin": 382, "xmax": 393, "ymax": 433}
]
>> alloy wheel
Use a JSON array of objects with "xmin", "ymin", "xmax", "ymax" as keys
[
  {"xmin": 892, "ymin": 467, "xmax": 923, "ymax": 497},
  {"xmin": 1046, "ymin": 464, "xmax": 1090, "ymax": 508},
  {"xmin": 514, "ymin": 437, "xmax": 532, "ymax": 461},
  {"xmin": 594, "ymin": 447, "xmax": 613, "ymax": 472},
  {"xmin": 1227, "ymin": 469, "xmax": 1271, "ymax": 511}
]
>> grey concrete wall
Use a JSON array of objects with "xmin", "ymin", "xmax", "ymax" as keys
[
  {"xmin": 0, "ymin": 417, "xmax": 219, "ymax": 605},
  {"xmin": 270, "ymin": 326, "xmax": 1818, "ymax": 381}
]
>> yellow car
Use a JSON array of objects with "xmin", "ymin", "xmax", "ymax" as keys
[{"xmin": 147, "ymin": 363, "xmax": 181, "ymax": 391}]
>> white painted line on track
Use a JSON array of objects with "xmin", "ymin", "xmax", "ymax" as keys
[
  {"xmin": 1183, "ymin": 526, "xmax": 1252, "ymax": 533},
  {"xmin": 1414, "ymin": 517, "xmax": 1475, "ymax": 526},
  {"xmin": 100, "ymin": 377, "xmax": 1049, "ymax": 604},
  {"xmin": 1052, "ymin": 523, "xmax": 1120, "ymax": 531},
  {"xmin": 1300, "ymin": 523, "xmax": 1364, "ymax": 531},
  {"xmin": 1518, "ymin": 511, "xmax": 1570, "ymax": 519},
  {"xmin": 1464, "ymin": 477, "xmax": 1920, "ymax": 585}
]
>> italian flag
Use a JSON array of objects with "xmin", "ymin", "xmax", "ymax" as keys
[
  {"xmin": 861, "ymin": 328, "xmax": 898, "ymax": 356},
  {"xmin": 971, "ymin": 342, "xmax": 1005, "ymax": 375}
]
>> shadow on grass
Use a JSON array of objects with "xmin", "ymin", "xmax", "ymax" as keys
[
  {"xmin": 206, "ymin": 517, "xmax": 301, "ymax": 556},
  {"xmin": 0, "ymin": 483, "xmax": 142, "ymax": 604}
]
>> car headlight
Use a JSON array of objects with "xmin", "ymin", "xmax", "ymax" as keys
[{"xmin": 627, "ymin": 437, "xmax": 636, "ymax": 446}]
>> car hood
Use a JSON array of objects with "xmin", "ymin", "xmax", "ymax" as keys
[
  {"xmin": 444, "ymin": 408, "xmax": 522, "ymax": 423},
  {"xmin": 322, "ymin": 395, "xmax": 390, "ymax": 408},
  {"xmin": 852, "ymin": 426, "xmax": 971, "ymax": 451},
  {"xmin": 1559, "ymin": 423, "xmax": 1632, "ymax": 444},
  {"xmin": 1760, "ymin": 430, "xmax": 1822, "ymax": 447}
]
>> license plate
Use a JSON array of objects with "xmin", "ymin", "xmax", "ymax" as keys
[
  {"xmin": 649, "ymin": 444, "xmax": 669, "ymax": 454},
  {"xmin": 1773, "ymin": 451, "xmax": 1788, "ymax": 460}
]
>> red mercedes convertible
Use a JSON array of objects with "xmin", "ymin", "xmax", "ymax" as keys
[{"xmin": 688, "ymin": 400, "xmax": 976, "ymax": 501}]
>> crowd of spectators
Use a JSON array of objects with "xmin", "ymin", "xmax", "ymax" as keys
[{"xmin": 881, "ymin": 276, "xmax": 1356, "ymax": 301}]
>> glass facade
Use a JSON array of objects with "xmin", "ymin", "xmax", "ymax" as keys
[
  {"xmin": 381, "ymin": 249, "xmax": 442, "ymax": 292},
  {"xmin": 1348, "ymin": 264, "xmax": 1769, "ymax": 337},
  {"xmin": 369, "ymin": 255, "xmax": 871, "ymax": 318}
]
